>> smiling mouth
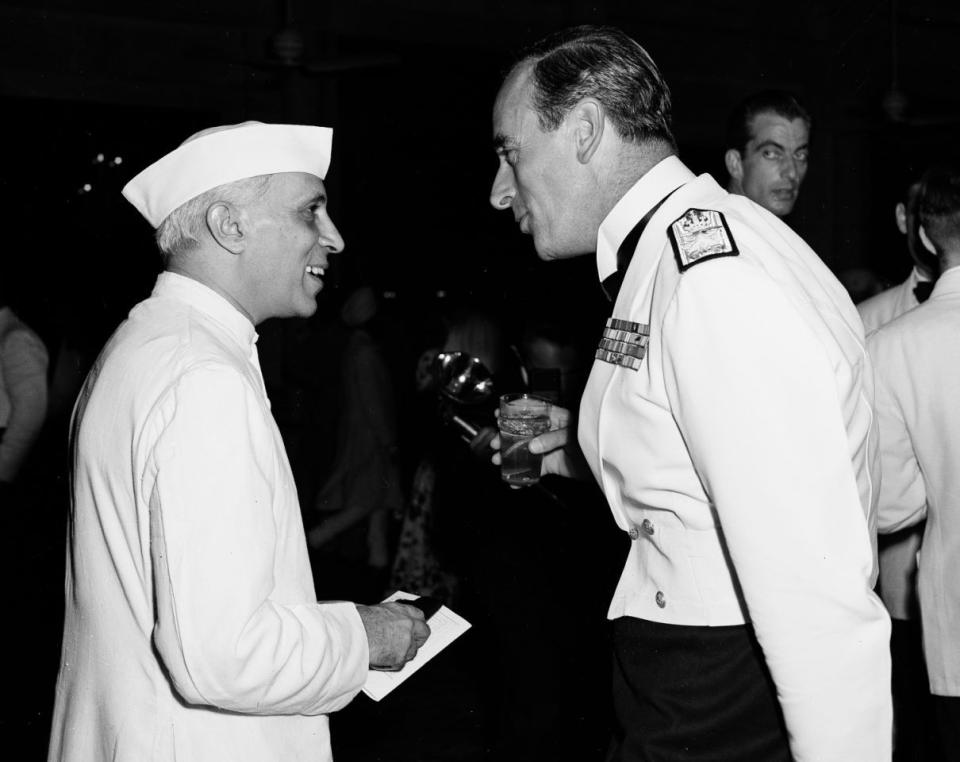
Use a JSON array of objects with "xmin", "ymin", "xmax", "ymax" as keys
[{"xmin": 305, "ymin": 265, "xmax": 326, "ymax": 281}]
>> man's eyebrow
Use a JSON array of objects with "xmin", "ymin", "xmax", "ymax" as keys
[
  {"xmin": 752, "ymin": 139, "xmax": 786, "ymax": 153},
  {"xmin": 753, "ymin": 139, "xmax": 809, "ymax": 154},
  {"xmin": 302, "ymin": 191, "xmax": 327, "ymax": 206},
  {"xmin": 493, "ymin": 133, "xmax": 518, "ymax": 152}
]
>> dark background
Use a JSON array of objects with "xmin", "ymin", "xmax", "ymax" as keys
[{"xmin": 1, "ymin": 0, "xmax": 959, "ymax": 340}]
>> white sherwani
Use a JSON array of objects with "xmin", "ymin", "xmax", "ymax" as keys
[
  {"xmin": 580, "ymin": 156, "xmax": 892, "ymax": 761},
  {"xmin": 48, "ymin": 272, "xmax": 369, "ymax": 762},
  {"xmin": 869, "ymin": 265, "xmax": 960, "ymax": 696}
]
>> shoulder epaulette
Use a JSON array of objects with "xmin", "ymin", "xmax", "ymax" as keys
[{"xmin": 667, "ymin": 208, "xmax": 739, "ymax": 272}]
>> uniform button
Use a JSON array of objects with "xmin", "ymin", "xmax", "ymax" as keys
[
  {"xmin": 628, "ymin": 526, "xmax": 640, "ymax": 541},
  {"xmin": 641, "ymin": 519, "xmax": 655, "ymax": 535},
  {"xmin": 655, "ymin": 591, "xmax": 666, "ymax": 608}
]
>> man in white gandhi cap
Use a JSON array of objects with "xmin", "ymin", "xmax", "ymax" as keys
[{"xmin": 47, "ymin": 122, "xmax": 430, "ymax": 762}]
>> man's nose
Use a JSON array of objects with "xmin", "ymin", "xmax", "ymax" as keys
[
  {"xmin": 781, "ymin": 157, "xmax": 799, "ymax": 182},
  {"xmin": 489, "ymin": 163, "xmax": 515, "ymax": 211},
  {"xmin": 319, "ymin": 217, "xmax": 345, "ymax": 254}
]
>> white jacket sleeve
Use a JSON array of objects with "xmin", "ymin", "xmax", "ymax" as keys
[
  {"xmin": 867, "ymin": 331, "xmax": 927, "ymax": 533},
  {"xmin": 660, "ymin": 258, "xmax": 891, "ymax": 761},
  {"xmin": 148, "ymin": 364, "xmax": 368, "ymax": 715}
]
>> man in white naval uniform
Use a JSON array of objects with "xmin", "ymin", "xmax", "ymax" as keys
[
  {"xmin": 489, "ymin": 26, "xmax": 891, "ymax": 761},
  {"xmin": 48, "ymin": 122, "xmax": 430, "ymax": 762},
  {"xmin": 857, "ymin": 177, "xmax": 939, "ymax": 761},
  {"xmin": 869, "ymin": 166, "xmax": 960, "ymax": 760}
]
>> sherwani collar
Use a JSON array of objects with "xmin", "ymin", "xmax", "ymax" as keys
[{"xmin": 152, "ymin": 271, "xmax": 258, "ymax": 351}]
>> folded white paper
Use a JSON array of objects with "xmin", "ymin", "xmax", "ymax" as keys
[{"xmin": 362, "ymin": 590, "xmax": 471, "ymax": 702}]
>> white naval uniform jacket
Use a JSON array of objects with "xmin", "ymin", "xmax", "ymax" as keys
[
  {"xmin": 869, "ymin": 265, "xmax": 960, "ymax": 696},
  {"xmin": 48, "ymin": 273, "xmax": 369, "ymax": 762},
  {"xmin": 579, "ymin": 157, "xmax": 892, "ymax": 761}
]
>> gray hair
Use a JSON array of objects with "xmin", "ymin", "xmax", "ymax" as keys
[{"xmin": 154, "ymin": 174, "xmax": 272, "ymax": 261}]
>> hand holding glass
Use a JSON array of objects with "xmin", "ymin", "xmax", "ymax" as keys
[{"xmin": 498, "ymin": 393, "xmax": 552, "ymax": 485}]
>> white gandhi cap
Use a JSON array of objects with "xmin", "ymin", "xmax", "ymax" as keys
[{"xmin": 121, "ymin": 121, "xmax": 333, "ymax": 228}]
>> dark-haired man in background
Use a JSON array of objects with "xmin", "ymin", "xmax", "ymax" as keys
[
  {"xmin": 870, "ymin": 165, "xmax": 960, "ymax": 760},
  {"xmin": 724, "ymin": 90, "xmax": 811, "ymax": 218},
  {"xmin": 859, "ymin": 180, "xmax": 938, "ymax": 331},
  {"xmin": 489, "ymin": 25, "xmax": 890, "ymax": 761}
]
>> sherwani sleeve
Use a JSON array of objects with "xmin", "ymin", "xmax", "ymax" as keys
[
  {"xmin": 148, "ymin": 364, "xmax": 369, "ymax": 715},
  {"xmin": 660, "ymin": 258, "xmax": 891, "ymax": 761},
  {"xmin": 0, "ymin": 330, "xmax": 48, "ymax": 482},
  {"xmin": 868, "ymin": 331, "xmax": 927, "ymax": 533}
]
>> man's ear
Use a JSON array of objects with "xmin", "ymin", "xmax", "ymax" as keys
[
  {"xmin": 571, "ymin": 98, "xmax": 604, "ymax": 164},
  {"xmin": 919, "ymin": 225, "xmax": 938, "ymax": 256},
  {"xmin": 724, "ymin": 148, "xmax": 743, "ymax": 182},
  {"xmin": 206, "ymin": 202, "xmax": 247, "ymax": 255},
  {"xmin": 894, "ymin": 202, "xmax": 907, "ymax": 235}
]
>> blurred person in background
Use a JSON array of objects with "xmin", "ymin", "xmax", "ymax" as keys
[
  {"xmin": 837, "ymin": 267, "xmax": 885, "ymax": 304},
  {"xmin": 397, "ymin": 303, "xmax": 614, "ymax": 761},
  {"xmin": 308, "ymin": 284, "xmax": 402, "ymax": 603},
  {"xmin": 0, "ymin": 271, "xmax": 51, "ymax": 752},
  {"xmin": 0, "ymin": 276, "xmax": 49, "ymax": 499}
]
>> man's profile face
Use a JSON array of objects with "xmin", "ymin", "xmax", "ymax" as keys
[
  {"xmin": 242, "ymin": 172, "xmax": 344, "ymax": 322},
  {"xmin": 728, "ymin": 111, "xmax": 809, "ymax": 217},
  {"xmin": 489, "ymin": 64, "xmax": 593, "ymax": 259}
]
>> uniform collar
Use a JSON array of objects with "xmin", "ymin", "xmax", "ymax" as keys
[
  {"xmin": 152, "ymin": 271, "xmax": 258, "ymax": 350},
  {"xmin": 596, "ymin": 155, "xmax": 696, "ymax": 283},
  {"xmin": 931, "ymin": 264, "xmax": 960, "ymax": 298}
]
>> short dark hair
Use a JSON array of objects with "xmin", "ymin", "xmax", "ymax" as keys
[
  {"xmin": 918, "ymin": 165, "xmax": 960, "ymax": 255},
  {"xmin": 902, "ymin": 179, "xmax": 938, "ymax": 274},
  {"xmin": 514, "ymin": 25, "xmax": 675, "ymax": 148},
  {"xmin": 724, "ymin": 90, "xmax": 811, "ymax": 153}
]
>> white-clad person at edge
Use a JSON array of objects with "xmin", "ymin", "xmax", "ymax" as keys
[
  {"xmin": 488, "ymin": 26, "xmax": 891, "ymax": 761},
  {"xmin": 47, "ymin": 121, "xmax": 430, "ymax": 762},
  {"xmin": 857, "ymin": 175, "xmax": 940, "ymax": 761},
  {"xmin": 869, "ymin": 165, "xmax": 960, "ymax": 760}
]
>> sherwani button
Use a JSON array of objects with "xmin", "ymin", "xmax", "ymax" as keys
[
  {"xmin": 628, "ymin": 526, "xmax": 640, "ymax": 540},
  {"xmin": 655, "ymin": 591, "xmax": 666, "ymax": 608},
  {"xmin": 641, "ymin": 519, "xmax": 655, "ymax": 535}
]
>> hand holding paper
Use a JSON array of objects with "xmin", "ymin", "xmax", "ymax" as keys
[
  {"xmin": 362, "ymin": 591, "xmax": 471, "ymax": 701},
  {"xmin": 356, "ymin": 601, "xmax": 431, "ymax": 671}
]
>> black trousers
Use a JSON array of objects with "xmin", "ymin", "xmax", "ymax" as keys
[
  {"xmin": 607, "ymin": 617, "xmax": 792, "ymax": 762},
  {"xmin": 890, "ymin": 617, "xmax": 944, "ymax": 762},
  {"xmin": 933, "ymin": 695, "xmax": 960, "ymax": 760}
]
